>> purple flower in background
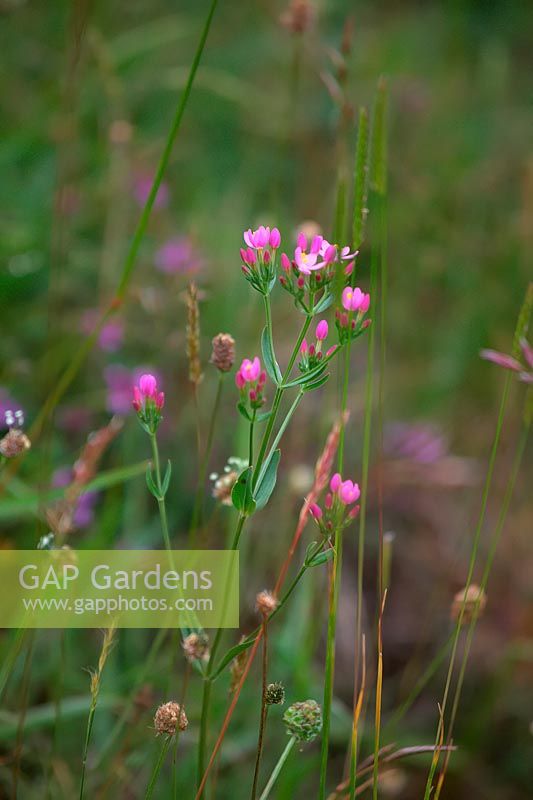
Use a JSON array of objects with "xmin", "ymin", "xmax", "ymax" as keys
[
  {"xmin": 155, "ymin": 237, "xmax": 203, "ymax": 275},
  {"xmin": 384, "ymin": 422, "xmax": 448, "ymax": 464},
  {"xmin": 81, "ymin": 310, "xmax": 124, "ymax": 353},
  {"xmin": 133, "ymin": 172, "xmax": 169, "ymax": 209},
  {"xmin": 104, "ymin": 365, "xmax": 135, "ymax": 415},
  {"xmin": 52, "ymin": 468, "xmax": 98, "ymax": 529}
]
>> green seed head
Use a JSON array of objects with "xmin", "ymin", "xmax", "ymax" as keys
[{"xmin": 283, "ymin": 699, "xmax": 322, "ymax": 742}]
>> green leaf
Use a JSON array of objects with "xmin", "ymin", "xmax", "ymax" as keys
[
  {"xmin": 369, "ymin": 77, "xmax": 388, "ymax": 196},
  {"xmin": 313, "ymin": 292, "xmax": 333, "ymax": 314},
  {"xmin": 261, "ymin": 326, "xmax": 282, "ymax": 385},
  {"xmin": 302, "ymin": 372, "xmax": 330, "ymax": 392},
  {"xmin": 352, "ymin": 106, "xmax": 370, "ymax": 250},
  {"xmin": 256, "ymin": 410, "xmax": 272, "ymax": 423},
  {"xmin": 305, "ymin": 542, "xmax": 334, "ymax": 567},
  {"xmin": 282, "ymin": 361, "xmax": 327, "ymax": 389},
  {"xmin": 145, "ymin": 465, "xmax": 161, "ymax": 500},
  {"xmin": 253, "ymin": 449, "xmax": 281, "ymax": 510},
  {"xmin": 237, "ymin": 401, "xmax": 252, "ymax": 422},
  {"xmin": 212, "ymin": 633, "xmax": 257, "ymax": 680},
  {"xmin": 161, "ymin": 460, "xmax": 172, "ymax": 496},
  {"xmin": 231, "ymin": 466, "xmax": 256, "ymax": 515}
]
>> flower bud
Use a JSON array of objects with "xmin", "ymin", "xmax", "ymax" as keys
[{"xmin": 211, "ymin": 333, "xmax": 236, "ymax": 373}]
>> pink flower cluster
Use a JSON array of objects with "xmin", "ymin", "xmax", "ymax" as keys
[
  {"xmin": 309, "ymin": 472, "xmax": 361, "ymax": 530},
  {"xmin": 278, "ymin": 229, "xmax": 359, "ymax": 313},
  {"xmin": 236, "ymin": 357, "xmax": 267, "ymax": 409},
  {"xmin": 132, "ymin": 374, "xmax": 165, "ymax": 431},
  {"xmin": 291, "ymin": 233, "xmax": 356, "ymax": 275},
  {"xmin": 341, "ymin": 287, "xmax": 370, "ymax": 313},
  {"xmin": 335, "ymin": 286, "xmax": 371, "ymax": 342},
  {"xmin": 240, "ymin": 226, "xmax": 281, "ymax": 293}
]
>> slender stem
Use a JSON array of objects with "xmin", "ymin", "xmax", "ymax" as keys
[
  {"xmin": 349, "ymin": 198, "xmax": 379, "ymax": 791},
  {"xmin": 255, "ymin": 390, "xmax": 304, "ymax": 489},
  {"xmin": 423, "ymin": 374, "xmax": 512, "ymax": 799},
  {"xmin": 249, "ymin": 410, "xmax": 256, "ymax": 466},
  {"xmin": 149, "ymin": 432, "xmax": 172, "ymax": 554},
  {"xmin": 433, "ymin": 421, "xmax": 530, "ymax": 800},
  {"xmin": 251, "ymin": 621, "xmax": 269, "ymax": 800},
  {"xmin": 319, "ymin": 527, "xmax": 343, "ymax": 799},
  {"xmin": 252, "ymin": 314, "xmax": 313, "ymax": 490},
  {"xmin": 79, "ymin": 699, "xmax": 97, "ymax": 800},
  {"xmin": 190, "ymin": 372, "xmax": 225, "ymax": 543},
  {"xmin": 197, "ymin": 514, "xmax": 246, "ymax": 793},
  {"xmin": 145, "ymin": 736, "xmax": 172, "ymax": 800},
  {"xmin": 258, "ymin": 737, "xmax": 296, "ymax": 800}
]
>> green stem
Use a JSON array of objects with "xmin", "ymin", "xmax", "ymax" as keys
[
  {"xmin": 252, "ymin": 314, "xmax": 313, "ymax": 490},
  {"xmin": 190, "ymin": 372, "xmax": 225, "ymax": 543},
  {"xmin": 349, "ymin": 191, "xmax": 379, "ymax": 798},
  {"xmin": 145, "ymin": 736, "xmax": 172, "ymax": 800},
  {"xmin": 249, "ymin": 410, "xmax": 256, "ymax": 467},
  {"xmin": 319, "ymin": 527, "xmax": 343, "ymax": 799},
  {"xmin": 258, "ymin": 736, "xmax": 296, "ymax": 800},
  {"xmin": 149, "ymin": 432, "xmax": 172, "ymax": 554},
  {"xmin": 251, "ymin": 622, "xmax": 269, "ymax": 800},
  {"xmin": 197, "ymin": 514, "xmax": 246, "ymax": 793},
  {"xmin": 423, "ymin": 374, "xmax": 512, "ymax": 800},
  {"xmin": 79, "ymin": 700, "xmax": 97, "ymax": 800},
  {"xmin": 434, "ymin": 421, "xmax": 530, "ymax": 799}
]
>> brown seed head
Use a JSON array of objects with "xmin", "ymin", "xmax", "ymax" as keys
[
  {"xmin": 255, "ymin": 590, "xmax": 278, "ymax": 618},
  {"xmin": 182, "ymin": 632, "xmax": 210, "ymax": 663},
  {"xmin": 451, "ymin": 583, "xmax": 487, "ymax": 624},
  {"xmin": 154, "ymin": 701, "xmax": 188, "ymax": 736},
  {"xmin": 280, "ymin": 0, "xmax": 316, "ymax": 34},
  {"xmin": 0, "ymin": 429, "xmax": 31, "ymax": 459},
  {"xmin": 212, "ymin": 471, "xmax": 238, "ymax": 506},
  {"xmin": 211, "ymin": 333, "xmax": 235, "ymax": 373}
]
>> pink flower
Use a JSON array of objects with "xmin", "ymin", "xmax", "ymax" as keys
[
  {"xmin": 294, "ymin": 233, "xmax": 326, "ymax": 274},
  {"xmin": 133, "ymin": 374, "xmax": 164, "ymax": 412},
  {"xmin": 309, "ymin": 503, "xmax": 323, "ymax": 519},
  {"xmin": 338, "ymin": 479, "xmax": 360, "ymax": 505},
  {"xmin": 269, "ymin": 228, "xmax": 281, "ymax": 248},
  {"xmin": 330, "ymin": 473, "xmax": 342, "ymax": 492},
  {"xmin": 339, "ymin": 245, "xmax": 358, "ymax": 261},
  {"xmin": 244, "ymin": 226, "xmax": 271, "ymax": 250},
  {"xmin": 237, "ymin": 357, "xmax": 261, "ymax": 384},
  {"xmin": 479, "ymin": 349, "xmax": 523, "ymax": 372},
  {"xmin": 316, "ymin": 320, "xmax": 329, "ymax": 341},
  {"xmin": 281, "ymin": 253, "xmax": 291, "ymax": 272},
  {"xmin": 342, "ymin": 287, "xmax": 362, "ymax": 311}
]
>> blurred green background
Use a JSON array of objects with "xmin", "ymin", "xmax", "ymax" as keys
[{"xmin": 0, "ymin": 0, "xmax": 531, "ymax": 797}]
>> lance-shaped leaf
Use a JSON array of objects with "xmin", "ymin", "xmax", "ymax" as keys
[
  {"xmin": 231, "ymin": 465, "xmax": 256, "ymax": 516},
  {"xmin": 253, "ymin": 449, "xmax": 281, "ymax": 510},
  {"xmin": 261, "ymin": 326, "xmax": 282, "ymax": 385}
]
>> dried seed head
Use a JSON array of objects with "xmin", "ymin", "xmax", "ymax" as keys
[
  {"xmin": 212, "ymin": 470, "xmax": 238, "ymax": 506},
  {"xmin": 265, "ymin": 682, "xmax": 285, "ymax": 706},
  {"xmin": 283, "ymin": 699, "xmax": 322, "ymax": 741},
  {"xmin": 280, "ymin": 0, "xmax": 316, "ymax": 34},
  {"xmin": 0, "ymin": 429, "xmax": 31, "ymax": 458},
  {"xmin": 186, "ymin": 282, "xmax": 203, "ymax": 387},
  {"xmin": 451, "ymin": 583, "xmax": 487, "ymax": 624},
  {"xmin": 211, "ymin": 333, "xmax": 235, "ymax": 373},
  {"xmin": 255, "ymin": 590, "xmax": 278, "ymax": 618},
  {"xmin": 182, "ymin": 632, "xmax": 210, "ymax": 663},
  {"xmin": 154, "ymin": 701, "xmax": 188, "ymax": 736}
]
